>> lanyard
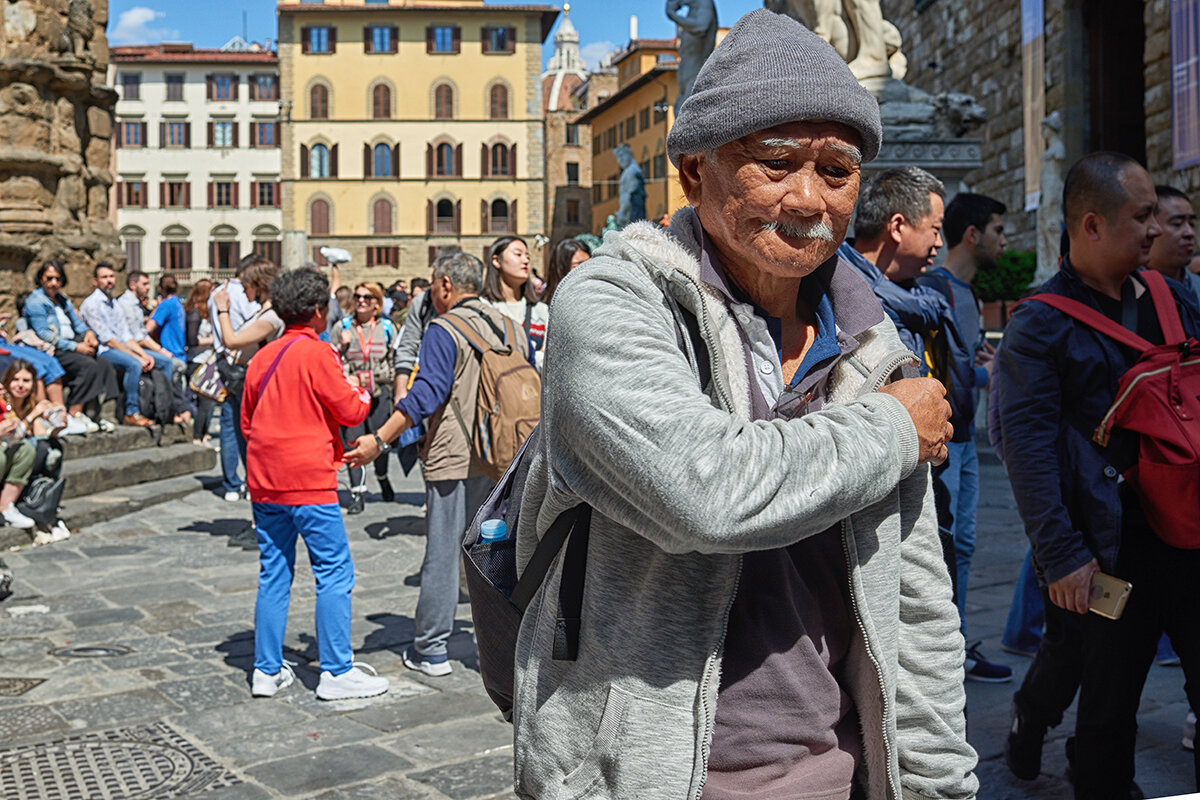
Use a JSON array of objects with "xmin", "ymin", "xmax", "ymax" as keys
[{"xmin": 354, "ymin": 318, "xmax": 377, "ymax": 362}]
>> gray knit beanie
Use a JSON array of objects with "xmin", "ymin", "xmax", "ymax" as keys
[{"xmin": 667, "ymin": 9, "xmax": 882, "ymax": 166}]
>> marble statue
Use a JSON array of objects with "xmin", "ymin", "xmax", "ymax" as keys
[
  {"xmin": 764, "ymin": 0, "xmax": 905, "ymax": 80},
  {"xmin": 614, "ymin": 145, "xmax": 647, "ymax": 227},
  {"xmin": 1036, "ymin": 111, "xmax": 1066, "ymax": 284},
  {"xmin": 666, "ymin": 0, "xmax": 718, "ymax": 114}
]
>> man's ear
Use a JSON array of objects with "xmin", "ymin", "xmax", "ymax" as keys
[
  {"xmin": 964, "ymin": 225, "xmax": 981, "ymax": 248},
  {"xmin": 1082, "ymin": 211, "xmax": 1104, "ymax": 242},
  {"xmin": 678, "ymin": 153, "xmax": 703, "ymax": 207},
  {"xmin": 887, "ymin": 212, "xmax": 906, "ymax": 245}
]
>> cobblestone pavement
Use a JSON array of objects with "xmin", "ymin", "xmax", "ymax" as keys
[{"xmin": 0, "ymin": 457, "xmax": 1194, "ymax": 798}]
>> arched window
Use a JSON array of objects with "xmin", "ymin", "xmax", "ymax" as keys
[
  {"xmin": 436, "ymin": 142, "xmax": 455, "ymax": 176},
  {"xmin": 490, "ymin": 143, "xmax": 509, "ymax": 176},
  {"xmin": 373, "ymin": 198, "xmax": 393, "ymax": 235},
  {"xmin": 310, "ymin": 198, "xmax": 330, "ymax": 235},
  {"xmin": 310, "ymin": 84, "xmax": 329, "ymax": 119},
  {"xmin": 436, "ymin": 198, "xmax": 455, "ymax": 233},
  {"xmin": 489, "ymin": 84, "xmax": 508, "ymax": 120},
  {"xmin": 434, "ymin": 84, "xmax": 454, "ymax": 120},
  {"xmin": 310, "ymin": 143, "xmax": 330, "ymax": 178},
  {"xmin": 490, "ymin": 199, "xmax": 510, "ymax": 233},
  {"xmin": 372, "ymin": 84, "xmax": 391, "ymax": 119},
  {"xmin": 373, "ymin": 143, "xmax": 392, "ymax": 177}
]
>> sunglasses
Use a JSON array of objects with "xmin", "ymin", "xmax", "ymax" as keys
[{"xmin": 353, "ymin": 294, "xmax": 375, "ymax": 301}]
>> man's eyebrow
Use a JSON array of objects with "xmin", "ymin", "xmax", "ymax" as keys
[{"xmin": 755, "ymin": 137, "xmax": 863, "ymax": 165}]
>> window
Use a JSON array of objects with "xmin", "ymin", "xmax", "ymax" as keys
[
  {"xmin": 253, "ymin": 240, "xmax": 281, "ymax": 265},
  {"xmin": 366, "ymin": 246, "xmax": 399, "ymax": 267},
  {"xmin": 490, "ymin": 143, "xmax": 509, "ymax": 176},
  {"xmin": 121, "ymin": 73, "xmax": 140, "ymax": 101},
  {"xmin": 125, "ymin": 239, "xmax": 141, "ymax": 271},
  {"xmin": 365, "ymin": 26, "xmax": 397, "ymax": 54},
  {"xmin": 208, "ymin": 74, "xmax": 236, "ymax": 101},
  {"xmin": 566, "ymin": 162, "xmax": 579, "ymax": 185},
  {"xmin": 119, "ymin": 181, "xmax": 147, "ymax": 208},
  {"xmin": 565, "ymin": 123, "xmax": 579, "ymax": 145},
  {"xmin": 313, "ymin": 247, "xmax": 329, "ymax": 267},
  {"xmin": 212, "ymin": 241, "xmax": 239, "ymax": 271},
  {"xmin": 212, "ymin": 121, "xmax": 233, "ymax": 147},
  {"xmin": 626, "ymin": 116, "xmax": 636, "ymax": 139},
  {"xmin": 212, "ymin": 181, "xmax": 235, "ymax": 207},
  {"xmin": 252, "ymin": 121, "xmax": 278, "ymax": 147},
  {"xmin": 640, "ymin": 107, "xmax": 650, "ymax": 131},
  {"xmin": 566, "ymin": 199, "xmax": 580, "ymax": 225},
  {"xmin": 373, "ymin": 143, "xmax": 393, "ymax": 178},
  {"xmin": 489, "ymin": 199, "xmax": 510, "ymax": 233},
  {"xmin": 164, "ymin": 241, "xmax": 191, "ymax": 270},
  {"xmin": 654, "ymin": 102, "xmax": 667, "ymax": 123},
  {"xmin": 310, "ymin": 84, "xmax": 329, "ymax": 119},
  {"xmin": 164, "ymin": 181, "xmax": 190, "ymax": 207},
  {"xmin": 481, "ymin": 26, "xmax": 515, "ymax": 54},
  {"xmin": 165, "ymin": 74, "xmax": 184, "ymax": 101},
  {"xmin": 164, "ymin": 120, "xmax": 189, "ymax": 148},
  {"xmin": 435, "ymin": 198, "xmax": 456, "ymax": 233},
  {"xmin": 653, "ymin": 153, "xmax": 667, "ymax": 180},
  {"xmin": 436, "ymin": 142, "xmax": 455, "ymax": 176},
  {"xmin": 304, "ymin": 26, "xmax": 334, "ymax": 54},
  {"xmin": 373, "ymin": 198, "xmax": 393, "ymax": 234},
  {"xmin": 253, "ymin": 181, "xmax": 279, "ymax": 207},
  {"xmin": 640, "ymin": 159, "xmax": 651, "ymax": 180},
  {"xmin": 434, "ymin": 84, "xmax": 453, "ymax": 119},
  {"xmin": 251, "ymin": 74, "xmax": 278, "ymax": 101},
  {"xmin": 310, "ymin": 198, "xmax": 330, "ymax": 235},
  {"xmin": 372, "ymin": 84, "xmax": 391, "ymax": 119},
  {"xmin": 310, "ymin": 144, "xmax": 330, "ymax": 178},
  {"xmin": 427, "ymin": 25, "xmax": 459, "ymax": 54},
  {"xmin": 120, "ymin": 121, "xmax": 145, "ymax": 147},
  {"xmin": 489, "ymin": 84, "xmax": 508, "ymax": 120}
]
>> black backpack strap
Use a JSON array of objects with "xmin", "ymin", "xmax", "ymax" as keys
[
  {"xmin": 523, "ymin": 301, "xmax": 533, "ymax": 337},
  {"xmin": 509, "ymin": 503, "xmax": 591, "ymax": 661}
]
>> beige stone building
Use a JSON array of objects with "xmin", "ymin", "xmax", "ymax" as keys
[
  {"xmin": 277, "ymin": 0, "xmax": 558, "ymax": 285},
  {"xmin": 881, "ymin": 0, "xmax": 1191, "ymax": 253}
]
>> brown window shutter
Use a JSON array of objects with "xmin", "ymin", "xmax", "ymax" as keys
[
  {"xmin": 363, "ymin": 143, "xmax": 371, "ymax": 177},
  {"xmin": 116, "ymin": 123, "xmax": 123, "ymax": 148},
  {"xmin": 481, "ymin": 27, "xmax": 491, "ymax": 54},
  {"xmin": 205, "ymin": 74, "xmax": 213, "ymax": 100},
  {"xmin": 209, "ymin": 241, "xmax": 217, "ymax": 269},
  {"xmin": 390, "ymin": 27, "xmax": 398, "ymax": 52},
  {"xmin": 330, "ymin": 144, "xmax": 339, "ymax": 177},
  {"xmin": 232, "ymin": 183, "xmax": 239, "ymax": 207},
  {"xmin": 231, "ymin": 75, "xmax": 238, "ymax": 101},
  {"xmin": 329, "ymin": 26, "xmax": 337, "ymax": 52},
  {"xmin": 139, "ymin": 122, "xmax": 147, "ymax": 147},
  {"xmin": 481, "ymin": 199, "xmax": 488, "ymax": 234},
  {"xmin": 454, "ymin": 199, "xmax": 461, "ymax": 233},
  {"xmin": 161, "ymin": 241, "xmax": 168, "ymax": 268},
  {"xmin": 248, "ymin": 77, "xmax": 256, "ymax": 101},
  {"xmin": 159, "ymin": 182, "xmax": 166, "ymax": 207},
  {"xmin": 206, "ymin": 122, "xmax": 213, "ymax": 147},
  {"xmin": 116, "ymin": 183, "xmax": 124, "ymax": 207},
  {"xmin": 511, "ymin": 199, "xmax": 518, "ymax": 231},
  {"xmin": 185, "ymin": 242, "xmax": 192, "ymax": 270},
  {"xmin": 250, "ymin": 181, "xmax": 257, "ymax": 207},
  {"xmin": 510, "ymin": 143, "xmax": 517, "ymax": 176},
  {"xmin": 481, "ymin": 144, "xmax": 489, "ymax": 178},
  {"xmin": 249, "ymin": 122, "xmax": 257, "ymax": 147},
  {"xmin": 184, "ymin": 123, "xmax": 191, "ymax": 148},
  {"xmin": 507, "ymin": 27, "xmax": 516, "ymax": 52},
  {"xmin": 363, "ymin": 26, "xmax": 371, "ymax": 52},
  {"xmin": 455, "ymin": 143, "xmax": 462, "ymax": 177},
  {"xmin": 301, "ymin": 28, "xmax": 310, "ymax": 54},
  {"xmin": 207, "ymin": 182, "xmax": 214, "ymax": 208},
  {"xmin": 300, "ymin": 144, "xmax": 309, "ymax": 178},
  {"xmin": 159, "ymin": 122, "xmax": 166, "ymax": 147},
  {"xmin": 231, "ymin": 122, "xmax": 238, "ymax": 148},
  {"xmin": 451, "ymin": 26, "xmax": 460, "ymax": 54},
  {"xmin": 231, "ymin": 240, "xmax": 240, "ymax": 265},
  {"xmin": 392, "ymin": 144, "xmax": 400, "ymax": 177},
  {"xmin": 425, "ymin": 144, "xmax": 433, "ymax": 178},
  {"xmin": 426, "ymin": 200, "xmax": 433, "ymax": 234},
  {"xmin": 184, "ymin": 183, "xmax": 191, "ymax": 207},
  {"xmin": 426, "ymin": 26, "xmax": 435, "ymax": 53},
  {"xmin": 274, "ymin": 181, "xmax": 280, "ymax": 206}
]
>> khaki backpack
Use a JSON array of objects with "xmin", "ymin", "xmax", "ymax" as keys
[{"xmin": 437, "ymin": 308, "xmax": 541, "ymax": 481}]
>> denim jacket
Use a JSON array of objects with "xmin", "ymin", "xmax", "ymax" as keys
[{"xmin": 23, "ymin": 288, "xmax": 90, "ymax": 352}]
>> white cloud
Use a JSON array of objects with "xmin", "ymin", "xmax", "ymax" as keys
[
  {"xmin": 580, "ymin": 40, "xmax": 617, "ymax": 71},
  {"xmin": 109, "ymin": 7, "xmax": 180, "ymax": 45}
]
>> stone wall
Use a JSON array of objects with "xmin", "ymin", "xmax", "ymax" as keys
[
  {"xmin": 0, "ymin": 0, "xmax": 121, "ymax": 309},
  {"xmin": 1144, "ymin": 0, "xmax": 1200, "ymax": 194}
]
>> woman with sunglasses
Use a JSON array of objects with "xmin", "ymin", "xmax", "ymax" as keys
[{"xmin": 336, "ymin": 282, "xmax": 399, "ymax": 514}]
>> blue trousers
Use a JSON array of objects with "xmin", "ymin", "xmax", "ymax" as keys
[
  {"xmin": 100, "ymin": 348, "xmax": 143, "ymax": 415},
  {"xmin": 1002, "ymin": 547, "xmax": 1044, "ymax": 654},
  {"xmin": 219, "ymin": 391, "xmax": 245, "ymax": 494},
  {"xmin": 253, "ymin": 502, "xmax": 355, "ymax": 676},
  {"xmin": 939, "ymin": 438, "xmax": 979, "ymax": 634}
]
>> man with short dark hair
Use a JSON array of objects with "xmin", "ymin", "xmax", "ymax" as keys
[
  {"xmin": 79, "ymin": 263, "xmax": 155, "ymax": 427},
  {"xmin": 117, "ymin": 270, "xmax": 178, "ymax": 375},
  {"xmin": 1000, "ymin": 151, "xmax": 1200, "ymax": 796},
  {"xmin": 1147, "ymin": 185, "xmax": 1200, "ymax": 308}
]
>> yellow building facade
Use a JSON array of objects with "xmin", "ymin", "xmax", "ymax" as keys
[{"xmin": 278, "ymin": 0, "xmax": 558, "ymax": 283}]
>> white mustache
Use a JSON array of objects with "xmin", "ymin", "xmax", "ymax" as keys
[{"xmin": 761, "ymin": 219, "xmax": 836, "ymax": 242}]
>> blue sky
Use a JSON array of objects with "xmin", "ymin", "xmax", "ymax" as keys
[{"xmin": 107, "ymin": 1, "xmax": 763, "ymax": 70}]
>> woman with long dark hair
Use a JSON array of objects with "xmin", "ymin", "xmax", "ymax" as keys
[
  {"xmin": 185, "ymin": 279, "xmax": 216, "ymax": 444},
  {"xmin": 481, "ymin": 236, "xmax": 548, "ymax": 369},
  {"xmin": 543, "ymin": 238, "xmax": 591, "ymax": 305}
]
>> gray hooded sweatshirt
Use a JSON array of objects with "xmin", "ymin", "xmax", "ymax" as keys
[{"xmin": 513, "ymin": 209, "xmax": 978, "ymax": 800}]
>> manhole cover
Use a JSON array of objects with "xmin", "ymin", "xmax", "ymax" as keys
[
  {"xmin": 0, "ymin": 722, "xmax": 241, "ymax": 799},
  {"xmin": 49, "ymin": 645, "xmax": 132, "ymax": 659},
  {"xmin": 0, "ymin": 678, "xmax": 44, "ymax": 697}
]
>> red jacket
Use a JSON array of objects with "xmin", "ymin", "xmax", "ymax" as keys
[{"xmin": 242, "ymin": 326, "xmax": 370, "ymax": 505}]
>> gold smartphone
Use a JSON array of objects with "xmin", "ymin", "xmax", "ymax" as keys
[{"xmin": 1089, "ymin": 572, "xmax": 1133, "ymax": 620}]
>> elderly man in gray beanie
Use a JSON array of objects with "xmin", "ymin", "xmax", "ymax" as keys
[{"xmin": 511, "ymin": 9, "xmax": 977, "ymax": 800}]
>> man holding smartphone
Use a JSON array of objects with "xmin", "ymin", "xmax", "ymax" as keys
[{"xmin": 998, "ymin": 152, "xmax": 1200, "ymax": 798}]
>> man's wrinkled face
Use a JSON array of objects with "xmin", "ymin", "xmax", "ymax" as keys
[
  {"xmin": 888, "ymin": 192, "xmax": 944, "ymax": 282},
  {"xmin": 94, "ymin": 267, "xmax": 115, "ymax": 296},
  {"xmin": 683, "ymin": 121, "xmax": 863, "ymax": 281},
  {"xmin": 1102, "ymin": 167, "xmax": 1161, "ymax": 272},
  {"xmin": 975, "ymin": 214, "xmax": 1007, "ymax": 271},
  {"xmin": 1149, "ymin": 195, "xmax": 1195, "ymax": 273}
]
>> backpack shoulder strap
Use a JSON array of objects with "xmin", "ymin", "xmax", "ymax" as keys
[
  {"xmin": 1139, "ymin": 269, "xmax": 1187, "ymax": 345},
  {"xmin": 435, "ymin": 311, "xmax": 493, "ymax": 354},
  {"xmin": 1022, "ymin": 293, "xmax": 1154, "ymax": 353}
]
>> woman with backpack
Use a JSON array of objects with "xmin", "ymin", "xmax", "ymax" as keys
[
  {"xmin": 337, "ymin": 282, "xmax": 399, "ymax": 514},
  {"xmin": 482, "ymin": 236, "xmax": 547, "ymax": 370},
  {"xmin": 0, "ymin": 360, "xmax": 69, "ymax": 540}
]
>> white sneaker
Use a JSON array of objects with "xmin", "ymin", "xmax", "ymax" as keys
[
  {"xmin": 63, "ymin": 414, "xmax": 90, "ymax": 436},
  {"xmin": 316, "ymin": 662, "xmax": 389, "ymax": 700},
  {"xmin": 2, "ymin": 506, "xmax": 35, "ymax": 530},
  {"xmin": 97, "ymin": 418, "xmax": 115, "ymax": 433},
  {"xmin": 251, "ymin": 663, "xmax": 295, "ymax": 697},
  {"xmin": 402, "ymin": 646, "xmax": 452, "ymax": 677},
  {"xmin": 223, "ymin": 490, "xmax": 243, "ymax": 502},
  {"xmin": 49, "ymin": 521, "xmax": 71, "ymax": 541}
]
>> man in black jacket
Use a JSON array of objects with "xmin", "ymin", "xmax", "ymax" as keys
[{"xmin": 999, "ymin": 151, "xmax": 1200, "ymax": 798}]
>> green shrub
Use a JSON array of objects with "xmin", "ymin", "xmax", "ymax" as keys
[{"xmin": 973, "ymin": 249, "xmax": 1036, "ymax": 302}]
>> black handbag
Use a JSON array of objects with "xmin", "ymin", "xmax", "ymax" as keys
[
  {"xmin": 17, "ymin": 475, "xmax": 65, "ymax": 528},
  {"xmin": 215, "ymin": 354, "xmax": 246, "ymax": 396}
]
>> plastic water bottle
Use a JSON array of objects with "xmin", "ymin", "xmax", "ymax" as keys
[{"xmin": 480, "ymin": 519, "xmax": 508, "ymax": 543}]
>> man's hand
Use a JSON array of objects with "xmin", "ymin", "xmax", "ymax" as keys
[
  {"xmin": 1048, "ymin": 558, "xmax": 1100, "ymax": 615},
  {"xmin": 213, "ymin": 288, "xmax": 231, "ymax": 313},
  {"xmin": 140, "ymin": 355, "xmax": 154, "ymax": 372},
  {"xmin": 975, "ymin": 342, "xmax": 996, "ymax": 384},
  {"xmin": 76, "ymin": 340, "xmax": 96, "ymax": 356},
  {"xmin": 344, "ymin": 434, "xmax": 380, "ymax": 468},
  {"xmin": 877, "ymin": 377, "xmax": 953, "ymax": 465},
  {"xmin": 82, "ymin": 330, "xmax": 98, "ymax": 348}
]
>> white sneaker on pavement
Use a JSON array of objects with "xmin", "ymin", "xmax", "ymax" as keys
[
  {"xmin": 402, "ymin": 646, "xmax": 452, "ymax": 677},
  {"xmin": 49, "ymin": 521, "xmax": 71, "ymax": 541},
  {"xmin": 316, "ymin": 662, "xmax": 389, "ymax": 700},
  {"xmin": 97, "ymin": 418, "xmax": 115, "ymax": 432},
  {"xmin": 2, "ymin": 506, "xmax": 36, "ymax": 530},
  {"xmin": 251, "ymin": 663, "xmax": 295, "ymax": 697}
]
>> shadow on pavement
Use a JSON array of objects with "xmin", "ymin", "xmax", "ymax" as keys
[{"xmin": 365, "ymin": 515, "xmax": 426, "ymax": 539}]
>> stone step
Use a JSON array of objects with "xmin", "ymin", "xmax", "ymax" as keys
[
  {"xmin": 62, "ymin": 442, "xmax": 216, "ymax": 500},
  {"xmin": 59, "ymin": 470, "xmax": 217, "ymax": 530},
  {"xmin": 59, "ymin": 423, "xmax": 192, "ymax": 460}
]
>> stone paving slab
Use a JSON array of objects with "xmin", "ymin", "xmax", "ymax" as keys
[{"xmin": 245, "ymin": 744, "xmax": 413, "ymax": 796}]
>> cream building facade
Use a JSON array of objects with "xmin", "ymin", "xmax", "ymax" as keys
[
  {"xmin": 110, "ymin": 42, "xmax": 283, "ymax": 282},
  {"xmin": 278, "ymin": 0, "xmax": 558, "ymax": 284}
]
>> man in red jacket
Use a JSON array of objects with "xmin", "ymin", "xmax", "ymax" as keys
[{"xmin": 241, "ymin": 268, "xmax": 389, "ymax": 701}]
